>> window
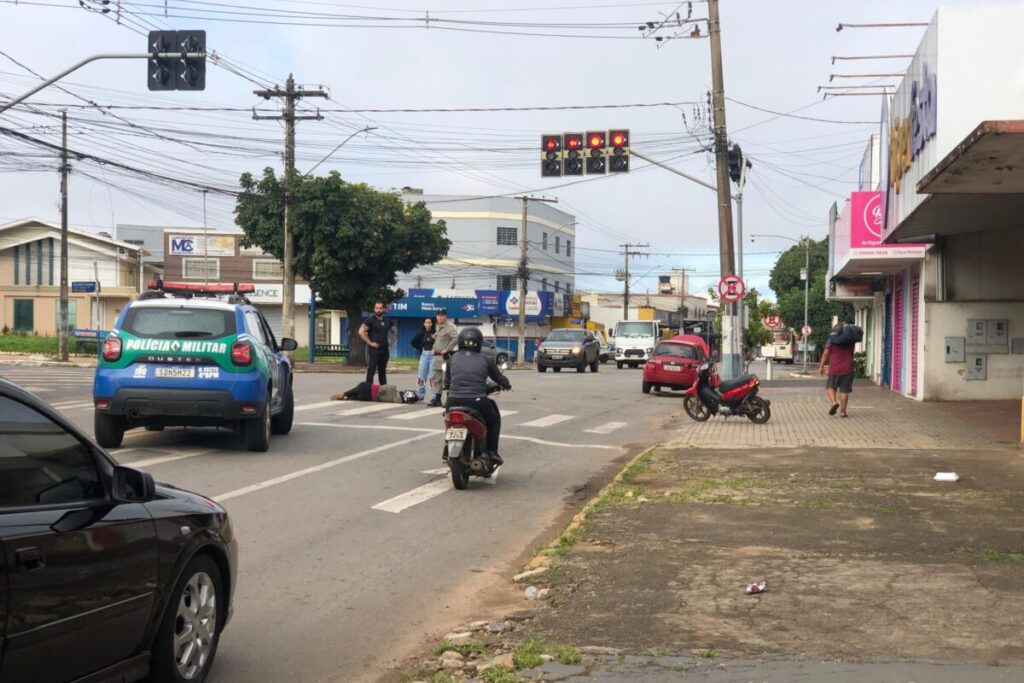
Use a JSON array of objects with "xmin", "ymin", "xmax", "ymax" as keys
[
  {"xmin": 13, "ymin": 299, "xmax": 33, "ymax": 332},
  {"xmin": 546, "ymin": 330, "xmax": 584, "ymax": 342},
  {"xmin": 555, "ymin": 236, "xmax": 560, "ymax": 254},
  {"xmin": 238, "ymin": 244, "xmax": 269, "ymax": 257},
  {"xmin": 653, "ymin": 343, "xmax": 699, "ymax": 360},
  {"xmin": 496, "ymin": 227, "xmax": 518, "ymax": 246},
  {"xmin": 541, "ymin": 278, "xmax": 547, "ymax": 291},
  {"xmin": 54, "ymin": 300, "xmax": 78, "ymax": 332},
  {"xmin": 0, "ymin": 395, "xmax": 103, "ymax": 507},
  {"xmin": 554, "ymin": 281, "xmax": 560, "ymax": 292},
  {"xmin": 123, "ymin": 239, "xmax": 145, "ymax": 246},
  {"xmin": 245, "ymin": 311, "xmax": 269, "ymax": 345},
  {"xmin": 121, "ymin": 307, "xmax": 235, "ymax": 339},
  {"xmin": 542, "ymin": 233, "xmax": 548, "ymax": 250},
  {"xmin": 566, "ymin": 283, "xmax": 572, "ymax": 295},
  {"xmin": 566, "ymin": 240, "xmax": 572, "ymax": 257},
  {"xmin": 182, "ymin": 257, "xmax": 219, "ymax": 280},
  {"xmin": 253, "ymin": 260, "xmax": 284, "ymax": 280},
  {"xmin": 497, "ymin": 274, "xmax": 517, "ymax": 291}
]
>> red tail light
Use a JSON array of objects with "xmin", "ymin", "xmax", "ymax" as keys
[
  {"xmin": 447, "ymin": 411, "xmax": 465, "ymax": 426},
  {"xmin": 231, "ymin": 341, "xmax": 253, "ymax": 366},
  {"xmin": 102, "ymin": 337, "xmax": 122, "ymax": 362}
]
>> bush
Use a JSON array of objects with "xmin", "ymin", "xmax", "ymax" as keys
[
  {"xmin": 853, "ymin": 351, "xmax": 867, "ymax": 379},
  {"xmin": 0, "ymin": 335, "xmax": 59, "ymax": 354}
]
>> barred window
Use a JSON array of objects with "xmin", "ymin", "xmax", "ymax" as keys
[
  {"xmin": 182, "ymin": 258, "xmax": 219, "ymax": 280},
  {"xmin": 555, "ymin": 236, "xmax": 560, "ymax": 254},
  {"xmin": 497, "ymin": 227, "xmax": 518, "ymax": 246},
  {"xmin": 253, "ymin": 260, "xmax": 284, "ymax": 279},
  {"xmin": 542, "ymin": 233, "xmax": 548, "ymax": 250},
  {"xmin": 497, "ymin": 274, "xmax": 517, "ymax": 291},
  {"xmin": 566, "ymin": 240, "xmax": 572, "ymax": 257}
]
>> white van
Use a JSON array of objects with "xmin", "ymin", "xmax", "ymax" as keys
[{"xmin": 612, "ymin": 320, "xmax": 660, "ymax": 368}]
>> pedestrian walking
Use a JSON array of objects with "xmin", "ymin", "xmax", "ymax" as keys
[
  {"xmin": 359, "ymin": 301, "xmax": 396, "ymax": 385},
  {"xmin": 819, "ymin": 322, "xmax": 858, "ymax": 418},
  {"xmin": 428, "ymin": 308, "xmax": 460, "ymax": 407},
  {"xmin": 411, "ymin": 318, "xmax": 436, "ymax": 401}
]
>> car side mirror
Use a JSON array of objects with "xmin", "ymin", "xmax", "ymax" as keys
[
  {"xmin": 280, "ymin": 338, "xmax": 298, "ymax": 351},
  {"xmin": 112, "ymin": 466, "xmax": 156, "ymax": 503}
]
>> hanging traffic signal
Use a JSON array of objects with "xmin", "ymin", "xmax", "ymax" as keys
[
  {"xmin": 585, "ymin": 130, "xmax": 606, "ymax": 174},
  {"xmin": 728, "ymin": 143, "xmax": 743, "ymax": 183},
  {"xmin": 541, "ymin": 134, "xmax": 563, "ymax": 177},
  {"xmin": 147, "ymin": 31, "xmax": 177, "ymax": 91},
  {"xmin": 608, "ymin": 129, "xmax": 630, "ymax": 173},
  {"xmin": 563, "ymin": 133, "xmax": 584, "ymax": 176},
  {"xmin": 147, "ymin": 30, "xmax": 206, "ymax": 91},
  {"xmin": 177, "ymin": 30, "xmax": 206, "ymax": 91}
]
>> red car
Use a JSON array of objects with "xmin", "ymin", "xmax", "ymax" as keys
[{"xmin": 642, "ymin": 335, "xmax": 711, "ymax": 394}]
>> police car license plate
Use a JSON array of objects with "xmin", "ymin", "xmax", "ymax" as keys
[
  {"xmin": 155, "ymin": 367, "xmax": 195, "ymax": 379},
  {"xmin": 445, "ymin": 427, "xmax": 467, "ymax": 441}
]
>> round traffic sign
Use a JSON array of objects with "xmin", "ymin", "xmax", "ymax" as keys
[
  {"xmin": 801, "ymin": 324, "xmax": 813, "ymax": 337},
  {"xmin": 718, "ymin": 275, "xmax": 746, "ymax": 303},
  {"xmin": 763, "ymin": 315, "xmax": 781, "ymax": 330}
]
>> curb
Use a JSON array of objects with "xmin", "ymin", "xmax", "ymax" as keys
[{"xmin": 523, "ymin": 444, "xmax": 660, "ymax": 571}]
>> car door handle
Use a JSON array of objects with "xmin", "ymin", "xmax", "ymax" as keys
[{"xmin": 15, "ymin": 547, "xmax": 46, "ymax": 573}]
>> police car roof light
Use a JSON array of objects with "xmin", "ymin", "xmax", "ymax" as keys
[{"xmin": 147, "ymin": 281, "xmax": 256, "ymax": 296}]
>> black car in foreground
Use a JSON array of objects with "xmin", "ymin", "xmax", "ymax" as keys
[{"xmin": 0, "ymin": 378, "xmax": 236, "ymax": 683}]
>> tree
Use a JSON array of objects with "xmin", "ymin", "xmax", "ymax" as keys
[
  {"xmin": 769, "ymin": 238, "xmax": 852, "ymax": 352},
  {"xmin": 742, "ymin": 288, "xmax": 775, "ymax": 353},
  {"xmin": 235, "ymin": 169, "xmax": 450, "ymax": 365}
]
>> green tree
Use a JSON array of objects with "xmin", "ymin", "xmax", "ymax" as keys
[
  {"xmin": 742, "ymin": 288, "xmax": 775, "ymax": 352},
  {"xmin": 234, "ymin": 169, "xmax": 450, "ymax": 365},
  {"xmin": 769, "ymin": 238, "xmax": 852, "ymax": 351}
]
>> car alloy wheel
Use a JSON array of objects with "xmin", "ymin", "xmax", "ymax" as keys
[{"xmin": 174, "ymin": 571, "xmax": 218, "ymax": 680}]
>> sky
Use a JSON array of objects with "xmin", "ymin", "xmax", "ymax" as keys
[{"xmin": 0, "ymin": 0, "xmax": 998, "ymax": 300}]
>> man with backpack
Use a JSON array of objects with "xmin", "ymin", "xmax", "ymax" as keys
[{"xmin": 819, "ymin": 322, "xmax": 861, "ymax": 418}]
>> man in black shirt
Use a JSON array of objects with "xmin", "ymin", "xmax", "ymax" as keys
[{"xmin": 359, "ymin": 301, "xmax": 397, "ymax": 384}]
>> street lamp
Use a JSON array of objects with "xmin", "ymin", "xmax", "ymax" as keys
[
  {"xmin": 304, "ymin": 126, "xmax": 377, "ymax": 177},
  {"xmin": 752, "ymin": 234, "xmax": 813, "ymax": 374}
]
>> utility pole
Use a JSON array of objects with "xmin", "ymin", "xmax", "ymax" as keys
[
  {"xmin": 253, "ymin": 75, "xmax": 327, "ymax": 346},
  {"xmin": 802, "ymin": 238, "xmax": 811, "ymax": 374},
  {"xmin": 514, "ymin": 195, "xmax": 557, "ymax": 367},
  {"xmin": 708, "ymin": 0, "xmax": 739, "ymax": 378},
  {"xmin": 58, "ymin": 109, "xmax": 69, "ymax": 362},
  {"xmin": 619, "ymin": 243, "xmax": 650, "ymax": 320}
]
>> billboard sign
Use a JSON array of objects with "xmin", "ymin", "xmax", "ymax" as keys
[
  {"xmin": 850, "ymin": 191, "xmax": 885, "ymax": 247},
  {"xmin": 169, "ymin": 234, "xmax": 236, "ymax": 257}
]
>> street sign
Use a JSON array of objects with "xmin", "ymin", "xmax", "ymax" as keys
[
  {"xmin": 763, "ymin": 315, "xmax": 781, "ymax": 330},
  {"xmin": 718, "ymin": 275, "xmax": 745, "ymax": 303},
  {"xmin": 72, "ymin": 281, "xmax": 97, "ymax": 293},
  {"xmin": 801, "ymin": 324, "xmax": 813, "ymax": 337}
]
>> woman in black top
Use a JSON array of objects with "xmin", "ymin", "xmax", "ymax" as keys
[{"xmin": 411, "ymin": 318, "xmax": 436, "ymax": 400}]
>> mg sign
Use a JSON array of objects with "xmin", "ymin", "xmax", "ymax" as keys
[{"xmin": 170, "ymin": 236, "xmax": 196, "ymax": 255}]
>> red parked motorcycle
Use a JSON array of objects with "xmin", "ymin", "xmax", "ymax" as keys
[{"xmin": 682, "ymin": 361, "xmax": 771, "ymax": 423}]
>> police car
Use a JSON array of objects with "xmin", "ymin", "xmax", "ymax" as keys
[{"xmin": 93, "ymin": 282, "xmax": 296, "ymax": 452}]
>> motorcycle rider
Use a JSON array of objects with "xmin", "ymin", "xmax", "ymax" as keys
[{"xmin": 444, "ymin": 327, "xmax": 511, "ymax": 466}]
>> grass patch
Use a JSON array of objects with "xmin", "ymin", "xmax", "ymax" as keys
[
  {"xmin": 482, "ymin": 668, "xmax": 522, "ymax": 683},
  {"xmin": 400, "ymin": 671, "xmax": 461, "ymax": 683},
  {"xmin": 512, "ymin": 638, "xmax": 581, "ymax": 669},
  {"xmin": 434, "ymin": 639, "xmax": 490, "ymax": 657},
  {"xmin": 982, "ymin": 549, "xmax": 1024, "ymax": 564},
  {"xmin": 693, "ymin": 648, "xmax": 719, "ymax": 659},
  {"xmin": 0, "ymin": 334, "xmax": 59, "ymax": 354}
]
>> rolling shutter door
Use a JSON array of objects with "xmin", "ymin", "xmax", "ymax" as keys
[{"xmin": 257, "ymin": 305, "xmax": 284, "ymax": 343}]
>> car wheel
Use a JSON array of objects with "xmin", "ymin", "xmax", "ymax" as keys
[
  {"xmin": 496, "ymin": 353, "xmax": 509, "ymax": 365},
  {"xmin": 642, "ymin": 381, "xmax": 651, "ymax": 394},
  {"xmin": 537, "ymin": 364, "xmax": 547, "ymax": 373},
  {"xmin": 243, "ymin": 398, "xmax": 271, "ymax": 452},
  {"xmin": 150, "ymin": 554, "xmax": 224, "ymax": 683},
  {"xmin": 271, "ymin": 381, "xmax": 294, "ymax": 435},
  {"xmin": 590, "ymin": 358, "xmax": 599, "ymax": 372},
  {"xmin": 616, "ymin": 362, "xmax": 623, "ymax": 369},
  {"xmin": 553, "ymin": 367, "xmax": 562, "ymax": 373},
  {"xmin": 94, "ymin": 413, "xmax": 125, "ymax": 448},
  {"xmin": 576, "ymin": 361, "xmax": 586, "ymax": 373}
]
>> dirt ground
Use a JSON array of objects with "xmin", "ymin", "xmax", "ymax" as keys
[{"xmin": 526, "ymin": 444, "xmax": 1024, "ymax": 665}]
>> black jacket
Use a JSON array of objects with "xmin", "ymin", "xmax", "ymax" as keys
[
  {"xmin": 444, "ymin": 350, "xmax": 509, "ymax": 399},
  {"xmin": 411, "ymin": 328, "xmax": 435, "ymax": 352}
]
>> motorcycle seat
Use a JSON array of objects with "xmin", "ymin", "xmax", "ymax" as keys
[{"xmin": 718, "ymin": 374, "xmax": 757, "ymax": 393}]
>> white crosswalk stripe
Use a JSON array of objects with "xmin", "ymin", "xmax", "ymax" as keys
[
  {"xmin": 294, "ymin": 400, "xmax": 339, "ymax": 412},
  {"xmin": 585, "ymin": 421, "xmax": 628, "ymax": 435},
  {"xmin": 517, "ymin": 414, "xmax": 574, "ymax": 428},
  {"xmin": 334, "ymin": 403, "xmax": 405, "ymax": 417},
  {"xmin": 388, "ymin": 407, "xmax": 444, "ymax": 421}
]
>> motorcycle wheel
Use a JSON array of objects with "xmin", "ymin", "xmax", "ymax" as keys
[
  {"xmin": 449, "ymin": 439, "xmax": 470, "ymax": 490},
  {"xmin": 684, "ymin": 396, "xmax": 711, "ymax": 422},
  {"xmin": 745, "ymin": 395, "xmax": 771, "ymax": 424}
]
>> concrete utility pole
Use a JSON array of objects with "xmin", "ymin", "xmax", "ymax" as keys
[
  {"xmin": 58, "ymin": 109, "xmax": 69, "ymax": 362},
  {"xmin": 253, "ymin": 75, "xmax": 327, "ymax": 345},
  {"xmin": 513, "ymin": 195, "xmax": 557, "ymax": 367},
  {"xmin": 802, "ymin": 238, "xmax": 811, "ymax": 374},
  {"xmin": 708, "ymin": 0, "xmax": 739, "ymax": 378},
  {"xmin": 619, "ymin": 243, "xmax": 650, "ymax": 320}
]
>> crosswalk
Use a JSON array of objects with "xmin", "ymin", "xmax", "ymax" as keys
[{"xmin": 0, "ymin": 367, "xmax": 94, "ymax": 393}]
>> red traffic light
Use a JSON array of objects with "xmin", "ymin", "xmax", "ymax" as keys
[
  {"xmin": 588, "ymin": 133, "xmax": 605, "ymax": 149},
  {"xmin": 611, "ymin": 132, "xmax": 626, "ymax": 147},
  {"xmin": 545, "ymin": 138, "xmax": 558, "ymax": 151},
  {"xmin": 566, "ymin": 136, "xmax": 581, "ymax": 150}
]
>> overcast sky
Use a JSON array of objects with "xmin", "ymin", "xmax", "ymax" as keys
[{"xmin": 0, "ymin": 0, "xmax": 996, "ymax": 299}]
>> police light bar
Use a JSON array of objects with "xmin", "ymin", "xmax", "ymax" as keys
[{"xmin": 147, "ymin": 281, "xmax": 256, "ymax": 295}]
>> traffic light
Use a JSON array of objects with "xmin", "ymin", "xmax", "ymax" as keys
[
  {"xmin": 585, "ymin": 130, "xmax": 606, "ymax": 174},
  {"xmin": 563, "ymin": 133, "xmax": 584, "ymax": 176},
  {"xmin": 728, "ymin": 143, "xmax": 743, "ymax": 183},
  {"xmin": 541, "ymin": 134, "xmax": 562, "ymax": 177},
  {"xmin": 147, "ymin": 30, "xmax": 206, "ymax": 91},
  {"xmin": 608, "ymin": 129, "xmax": 630, "ymax": 173}
]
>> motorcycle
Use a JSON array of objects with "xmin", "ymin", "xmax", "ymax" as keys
[
  {"xmin": 442, "ymin": 383, "xmax": 508, "ymax": 489},
  {"xmin": 681, "ymin": 361, "xmax": 771, "ymax": 423}
]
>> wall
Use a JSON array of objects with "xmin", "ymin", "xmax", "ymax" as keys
[
  {"xmin": 944, "ymin": 229, "xmax": 1024, "ymax": 301},
  {"xmin": 923, "ymin": 301, "xmax": 1024, "ymax": 400}
]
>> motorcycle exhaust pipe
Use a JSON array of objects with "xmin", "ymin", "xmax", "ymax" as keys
[{"xmin": 469, "ymin": 458, "xmax": 487, "ymax": 475}]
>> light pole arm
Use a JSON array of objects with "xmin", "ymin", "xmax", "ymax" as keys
[{"xmin": 0, "ymin": 53, "xmax": 205, "ymax": 115}]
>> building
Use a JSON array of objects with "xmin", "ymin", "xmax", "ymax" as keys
[
  {"xmin": 827, "ymin": 4, "xmax": 1024, "ymax": 410},
  {"xmin": 0, "ymin": 218, "xmax": 147, "ymax": 334},
  {"xmin": 399, "ymin": 189, "xmax": 577, "ymax": 296}
]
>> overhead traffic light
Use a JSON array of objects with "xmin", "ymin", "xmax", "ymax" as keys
[
  {"xmin": 585, "ymin": 130, "xmax": 606, "ymax": 174},
  {"xmin": 541, "ymin": 134, "xmax": 562, "ymax": 177},
  {"xmin": 176, "ymin": 30, "xmax": 206, "ymax": 91},
  {"xmin": 147, "ymin": 30, "xmax": 206, "ymax": 91},
  {"xmin": 147, "ymin": 31, "xmax": 176, "ymax": 91},
  {"xmin": 608, "ymin": 129, "xmax": 630, "ymax": 173},
  {"xmin": 728, "ymin": 143, "xmax": 743, "ymax": 183},
  {"xmin": 563, "ymin": 133, "xmax": 584, "ymax": 176}
]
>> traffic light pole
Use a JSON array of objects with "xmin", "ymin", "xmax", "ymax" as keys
[
  {"xmin": 58, "ymin": 110, "xmax": 69, "ymax": 362},
  {"xmin": 0, "ymin": 53, "xmax": 205, "ymax": 115},
  {"xmin": 513, "ymin": 195, "xmax": 557, "ymax": 368}
]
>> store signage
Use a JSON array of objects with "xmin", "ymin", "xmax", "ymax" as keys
[
  {"xmin": 850, "ymin": 191, "xmax": 884, "ymax": 247},
  {"xmin": 476, "ymin": 291, "xmax": 501, "ymax": 315},
  {"xmin": 169, "ymin": 234, "xmax": 236, "ymax": 257},
  {"xmin": 503, "ymin": 291, "xmax": 543, "ymax": 317},
  {"xmin": 72, "ymin": 281, "xmax": 97, "ymax": 293},
  {"xmin": 389, "ymin": 296, "xmax": 477, "ymax": 317},
  {"xmin": 888, "ymin": 62, "xmax": 937, "ymax": 194}
]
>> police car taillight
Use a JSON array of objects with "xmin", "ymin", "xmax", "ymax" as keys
[
  {"xmin": 231, "ymin": 341, "xmax": 253, "ymax": 366},
  {"xmin": 102, "ymin": 337, "xmax": 122, "ymax": 362}
]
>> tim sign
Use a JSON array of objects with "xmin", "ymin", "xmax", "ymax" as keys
[{"xmin": 850, "ymin": 191, "xmax": 884, "ymax": 248}]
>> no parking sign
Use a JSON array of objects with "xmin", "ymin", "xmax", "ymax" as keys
[{"xmin": 718, "ymin": 275, "xmax": 745, "ymax": 303}]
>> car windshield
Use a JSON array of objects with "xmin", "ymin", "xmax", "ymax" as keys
[
  {"xmin": 616, "ymin": 322, "xmax": 654, "ymax": 338},
  {"xmin": 654, "ymin": 343, "xmax": 698, "ymax": 359},
  {"xmin": 122, "ymin": 307, "xmax": 236, "ymax": 339},
  {"xmin": 546, "ymin": 330, "xmax": 584, "ymax": 342}
]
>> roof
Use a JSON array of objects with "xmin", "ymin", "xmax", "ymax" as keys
[{"xmin": 0, "ymin": 217, "xmax": 145, "ymax": 254}]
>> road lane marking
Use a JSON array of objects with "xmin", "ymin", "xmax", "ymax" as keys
[
  {"xmin": 294, "ymin": 400, "xmax": 340, "ymax": 412},
  {"xmin": 334, "ymin": 403, "xmax": 405, "ymax": 417},
  {"xmin": 372, "ymin": 477, "xmax": 451, "ymax": 513},
  {"xmin": 213, "ymin": 431, "xmax": 436, "ymax": 502},
  {"xmin": 50, "ymin": 400, "xmax": 94, "ymax": 409},
  {"xmin": 299, "ymin": 422, "xmax": 439, "ymax": 434},
  {"xmin": 585, "ymin": 421, "xmax": 628, "ymax": 435},
  {"xmin": 517, "ymin": 414, "xmax": 573, "ymax": 428},
  {"xmin": 127, "ymin": 449, "xmax": 215, "ymax": 468},
  {"xmin": 388, "ymin": 407, "xmax": 444, "ymax": 421},
  {"xmin": 501, "ymin": 435, "xmax": 623, "ymax": 450}
]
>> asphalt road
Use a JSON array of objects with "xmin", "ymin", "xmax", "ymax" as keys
[{"xmin": 0, "ymin": 362, "xmax": 684, "ymax": 683}]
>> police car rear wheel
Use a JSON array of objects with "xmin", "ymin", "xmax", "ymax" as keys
[
  {"xmin": 271, "ymin": 383, "xmax": 294, "ymax": 435},
  {"xmin": 95, "ymin": 413, "xmax": 125, "ymax": 448},
  {"xmin": 243, "ymin": 399, "xmax": 271, "ymax": 452}
]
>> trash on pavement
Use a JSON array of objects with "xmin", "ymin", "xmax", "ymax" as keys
[
  {"xmin": 934, "ymin": 472, "xmax": 960, "ymax": 482},
  {"xmin": 745, "ymin": 580, "xmax": 767, "ymax": 595},
  {"xmin": 524, "ymin": 585, "xmax": 540, "ymax": 600}
]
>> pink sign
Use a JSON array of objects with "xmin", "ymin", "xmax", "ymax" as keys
[{"xmin": 850, "ymin": 191, "xmax": 884, "ymax": 248}]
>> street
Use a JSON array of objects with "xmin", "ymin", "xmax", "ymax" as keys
[{"xmin": 0, "ymin": 363, "xmax": 679, "ymax": 682}]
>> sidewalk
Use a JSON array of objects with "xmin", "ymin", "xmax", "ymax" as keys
[{"xmin": 389, "ymin": 385, "xmax": 1024, "ymax": 682}]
